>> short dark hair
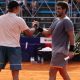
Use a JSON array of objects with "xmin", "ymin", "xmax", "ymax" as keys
[
  {"xmin": 8, "ymin": 1, "xmax": 19, "ymax": 10},
  {"xmin": 56, "ymin": 1, "xmax": 69, "ymax": 13}
]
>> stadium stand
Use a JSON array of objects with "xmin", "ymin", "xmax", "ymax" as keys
[{"xmin": 0, "ymin": 0, "xmax": 6, "ymax": 15}]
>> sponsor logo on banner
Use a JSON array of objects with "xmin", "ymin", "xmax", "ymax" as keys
[{"xmin": 40, "ymin": 37, "xmax": 52, "ymax": 43}]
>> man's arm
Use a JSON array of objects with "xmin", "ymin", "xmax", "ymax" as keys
[
  {"xmin": 42, "ymin": 28, "xmax": 52, "ymax": 37},
  {"xmin": 67, "ymin": 30, "xmax": 75, "ymax": 46},
  {"xmin": 67, "ymin": 29, "xmax": 75, "ymax": 58},
  {"xmin": 23, "ymin": 20, "xmax": 38, "ymax": 36},
  {"xmin": 23, "ymin": 27, "xmax": 52, "ymax": 37},
  {"xmin": 23, "ymin": 28, "xmax": 36, "ymax": 36}
]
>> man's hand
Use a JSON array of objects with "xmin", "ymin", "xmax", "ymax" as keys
[
  {"xmin": 64, "ymin": 52, "xmax": 74, "ymax": 61},
  {"xmin": 32, "ymin": 20, "xmax": 39, "ymax": 28},
  {"xmin": 67, "ymin": 52, "xmax": 74, "ymax": 59},
  {"xmin": 32, "ymin": 20, "xmax": 43, "ymax": 32}
]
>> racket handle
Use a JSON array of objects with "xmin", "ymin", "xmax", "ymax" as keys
[{"xmin": 64, "ymin": 56, "xmax": 70, "ymax": 61}]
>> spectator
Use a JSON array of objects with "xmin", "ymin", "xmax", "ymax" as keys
[{"xmin": 30, "ymin": 0, "xmax": 38, "ymax": 17}]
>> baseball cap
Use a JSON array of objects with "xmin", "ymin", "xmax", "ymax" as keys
[{"xmin": 8, "ymin": 1, "xmax": 19, "ymax": 9}]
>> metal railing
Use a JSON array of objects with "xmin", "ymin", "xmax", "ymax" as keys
[{"xmin": 23, "ymin": 17, "xmax": 80, "ymax": 26}]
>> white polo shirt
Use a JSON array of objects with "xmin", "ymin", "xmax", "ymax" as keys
[{"xmin": 0, "ymin": 12, "xmax": 29, "ymax": 47}]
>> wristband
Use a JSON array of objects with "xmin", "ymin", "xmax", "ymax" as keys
[
  {"xmin": 37, "ymin": 27, "xmax": 43, "ymax": 32},
  {"xmin": 69, "ymin": 45, "xmax": 74, "ymax": 52}
]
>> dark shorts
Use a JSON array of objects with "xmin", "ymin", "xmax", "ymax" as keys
[
  {"xmin": 0, "ymin": 46, "xmax": 22, "ymax": 70},
  {"xmin": 50, "ymin": 52, "xmax": 68, "ymax": 68}
]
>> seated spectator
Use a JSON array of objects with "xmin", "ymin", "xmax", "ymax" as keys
[{"xmin": 30, "ymin": 0, "xmax": 38, "ymax": 17}]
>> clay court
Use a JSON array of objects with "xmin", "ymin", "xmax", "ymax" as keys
[
  {"xmin": 0, "ymin": 0, "xmax": 80, "ymax": 80},
  {"xmin": 0, "ymin": 62, "xmax": 80, "ymax": 80}
]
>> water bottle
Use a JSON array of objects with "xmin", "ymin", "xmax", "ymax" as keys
[
  {"xmin": 30, "ymin": 57, "xmax": 34, "ymax": 63},
  {"xmin": 41, "ymin": 58, "xmax": 44, "ymax": 64}
]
